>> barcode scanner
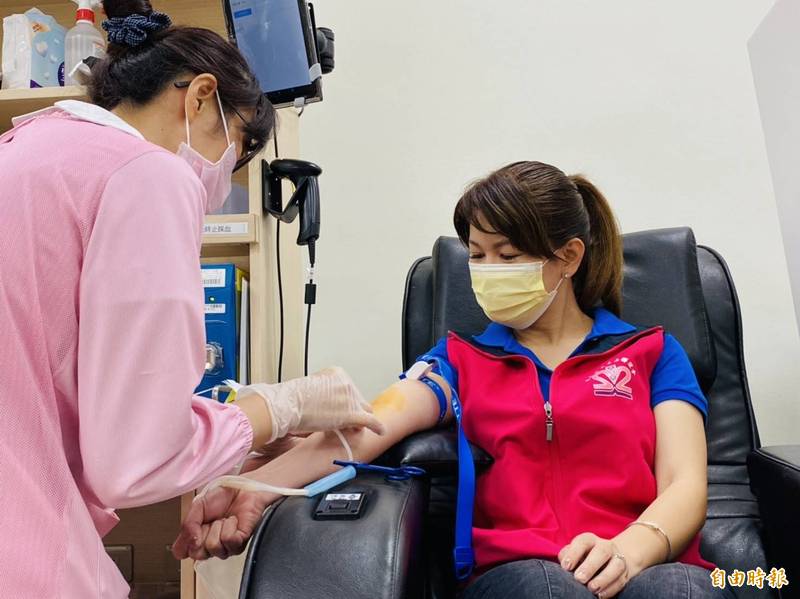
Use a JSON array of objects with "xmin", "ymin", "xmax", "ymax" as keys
[
  {"xmin": 262, "ymin": 158, "xmax": 322, "ymax": 263},
  {"xmin": 262, "ymin": 158, "xmax": 323, "ymax": 379}
]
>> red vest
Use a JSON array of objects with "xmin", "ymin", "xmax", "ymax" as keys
[{"xmin": 446, "ymin": 327, "xmax": 715, "ymax": 573}]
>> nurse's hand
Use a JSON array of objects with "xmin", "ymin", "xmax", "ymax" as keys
[
  {"xmin": 172, "ymin": 487, "xmax": 272, "ymax": 561},
  {"xmin": 236, "ymin": 367, "xmax": 386, "ymax": 443},
  {"xmin": 558, "ymin": 533, "xmax": 629, "ymax": 598}
]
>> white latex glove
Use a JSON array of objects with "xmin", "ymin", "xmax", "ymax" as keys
[{"xmin": 236, "ymin": 367, "xmax": 385, "ymax": 443}]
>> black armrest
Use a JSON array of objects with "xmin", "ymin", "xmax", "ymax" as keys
[
  {"xmin": 371, "ymin": 431, "xmax": 492, "ymax": 599},
  {"xmin": 239, "ymin": 473, "xmax": 428, "ymax": 599},
  {"xmin": 747, "ymin": 445, "xmax": 800, "ymax": 593},
  {"xmin": 373, "ymin": 430, "xmax": 493, "ymax": 475}
]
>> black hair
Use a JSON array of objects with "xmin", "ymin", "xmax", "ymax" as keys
[{"xmin": 89, "ymin": 0, "xmax": 274, "ymax": 156}]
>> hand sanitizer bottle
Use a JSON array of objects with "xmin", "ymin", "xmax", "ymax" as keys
[{"xmin": 65, "ymin": 0, "xmax": 106, "ymax": 86}]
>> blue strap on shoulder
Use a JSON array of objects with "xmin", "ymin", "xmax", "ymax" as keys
[{"xmin": 416, "ymin": 355, "xmax": 475, "ymax": 580}]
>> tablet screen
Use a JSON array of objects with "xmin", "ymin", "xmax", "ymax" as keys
[{"xmin": 228, "ymin": 0, "xmax": 313, "ymax": 94}]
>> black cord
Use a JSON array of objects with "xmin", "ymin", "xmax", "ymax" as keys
[
  {"xmin": 304, "ymin": 301, "xmax": 312, "ymax": 377},
  {"xmin": 276, "ymin": 220, "xmax": 284, "ymax": 383},
  {"xmin": 274, "ymin": 135, "xmax": 284, "ymax": 383},
  {"xmin": 304, "ymin": 240, "xmax": 317, "ymax": 378}
]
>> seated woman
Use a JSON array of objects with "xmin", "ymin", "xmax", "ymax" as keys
[{"xmin": 173, "ymin": 161, "xmax": 730, "ymax": 599}]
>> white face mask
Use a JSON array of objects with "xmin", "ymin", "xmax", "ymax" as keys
[
  {"xmin": 177, "ymin": 90, "xmax": 237, "ymax": 214},
  {"xmin": 469, "ymin": 260, "xmax": 564, "ymax": 330}
]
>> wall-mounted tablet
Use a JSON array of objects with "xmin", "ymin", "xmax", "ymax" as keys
[{"xmin": 223, "ymin": 0, "xmax": 322, "ymax": 108}]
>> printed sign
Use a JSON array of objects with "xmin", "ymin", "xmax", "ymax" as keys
[{"xmin": 203, "ymin": 222, "xmax": 249, "ymax": 236}]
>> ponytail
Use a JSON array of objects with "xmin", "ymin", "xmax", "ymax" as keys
[{"xmin": 569, "ymin": 175, "xmax": 623, "ymax": 315}]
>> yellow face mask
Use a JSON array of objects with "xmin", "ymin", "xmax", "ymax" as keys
[{"xmin": 468, "ymin": 260, "xmax": 563, "ymax": 329}]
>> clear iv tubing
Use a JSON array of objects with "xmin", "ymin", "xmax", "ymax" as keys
[{"xmin": 195, "ymin": 430, "xmax": 354, "ymax": 500}]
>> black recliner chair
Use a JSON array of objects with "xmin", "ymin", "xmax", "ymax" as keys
[{"xmin": 239, "ymin": 228, "xmax": 799, "ymax": 599}]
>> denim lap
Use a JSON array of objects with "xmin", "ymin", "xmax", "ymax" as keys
[
  {"xmin": 619, "ymin": 563, "xmax": 736, "ymax": 599},
  {"xmin": 462, "ymin": 559, "xmax": 594, "ymax": 599},
  {"xmin": 462, "ymin": 560, "xmax": 735, "ymax": 599}
]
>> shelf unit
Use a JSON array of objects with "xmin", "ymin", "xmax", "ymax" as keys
[
  {"xmin": 0, "ymin": 2, "xmax": 305, "ymax": 598},
  {"xmin": 0, "ymin": 85, "xmax": 85, "ymax": 129}
]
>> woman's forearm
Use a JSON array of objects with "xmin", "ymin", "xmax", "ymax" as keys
[
  {"xmin": 613, "ymin": 477, "xmax": 707, "ymax": 575},
  {"xmin": 240, "ymin": 377, "xmax": 450, "ymax": 502},
  {"xmin": 613, "ymin": 401, "xmax": 710, "ymax": 575}
]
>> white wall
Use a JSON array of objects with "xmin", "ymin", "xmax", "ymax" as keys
[
  {"xmin": 749, "ymin": 0, "xmax": 800, "ymax": 337},
  {"xmin": 301, "ymin": 0, "xmax": 800, "ymax": 445}
]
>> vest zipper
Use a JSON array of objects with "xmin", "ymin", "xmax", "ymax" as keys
[
  {"xmin": 544, "ymin": 400, "xmax": 553, "ymax": 442},
  {"xmin": 548, "ymin": 375, "xmax": 568, "ymax": 542}
]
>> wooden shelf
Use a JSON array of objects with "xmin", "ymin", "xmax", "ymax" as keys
[
  {"xmin": 0, "ymin": 86, "xmax": 86, "ymax": 133},
  {"xmin": 0, "ymin": 0, "xmax": 228, "ymax": 134},
  {"xmin": 0, "ymin": 0, "xmax": 228, "ymax": 44}
]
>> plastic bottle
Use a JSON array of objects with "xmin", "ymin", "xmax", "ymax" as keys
[{"xmin": 64, "ymin": 0, "xmax": 105, "ymax": 86}]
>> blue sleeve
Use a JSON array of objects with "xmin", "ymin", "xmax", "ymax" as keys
[
  {"xmin": 400, "ymin": 336, "xmax": 459, "ymax": 393},
  {"xmin": 650, "ymin": 334, "xmax": 708, "ymax": 424}
]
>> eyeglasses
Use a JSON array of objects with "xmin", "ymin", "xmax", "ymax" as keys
[{"xmin": 174, "ymin": 81, "xmax": 260, "ymax": 172}]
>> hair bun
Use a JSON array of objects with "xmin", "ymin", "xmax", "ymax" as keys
[{"xmin": 102, "ymin": 11, "xmax": 171, "ymax": 47}]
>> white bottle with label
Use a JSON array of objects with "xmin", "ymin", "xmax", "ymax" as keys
[{"xmin": 64, "ymin": 0, "xmax": 106, "ymax": 86}]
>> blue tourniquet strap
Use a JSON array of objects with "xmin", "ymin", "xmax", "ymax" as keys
[
  {"xmin": 419, "ymin": 376, "xmax": 448, "ymax": 424},
  {"xmin": 417, "ymin": 354, "xmax": 475, "ymax": 580},
  {"xmin": 451, "ymin": 385, "xmax": 475, "ymax": 580}
]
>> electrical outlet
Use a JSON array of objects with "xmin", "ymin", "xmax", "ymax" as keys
[
  {"xmin": 105, "ymin": 545, "xmax": 134, "ymax": 582},
  {"xmin": 164, "ymin": 544, "xmax": 181, "ymax": 582}
]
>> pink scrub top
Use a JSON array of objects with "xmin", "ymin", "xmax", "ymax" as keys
[{"xmin": 0, "ymin": 102, "xmax": 254, "ymax": 598}]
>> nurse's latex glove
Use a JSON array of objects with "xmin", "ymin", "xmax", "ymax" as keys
[
  {"xmin": 172, "ymin": 486, "xmax": 271, "ymax": 561},
  {"xmin": 236, "ymin": 367, "xmax": 385, "ymax": 443}
]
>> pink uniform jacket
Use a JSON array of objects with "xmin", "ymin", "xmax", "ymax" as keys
[
  {"xmin": 0, "ymin": 104, "xmax": 253, "ymax": 598},
  {"xmin": 446, "ymin": 327, "xmax": 715, "ymax": 575}
]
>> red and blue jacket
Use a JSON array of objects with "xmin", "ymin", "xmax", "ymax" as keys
[{"xmin": 419, "ymin": 308, "xmax": 715, "ymax": 575}]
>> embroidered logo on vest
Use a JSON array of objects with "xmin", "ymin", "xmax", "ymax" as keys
[{"xmin": 587, "ymin": 357, "xmax": 637, "ymax": 400}]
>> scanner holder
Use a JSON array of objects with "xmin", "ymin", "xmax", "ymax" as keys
[{"xmin": 262, "ymin": 159, "xmax": 322, "ymax": 262}]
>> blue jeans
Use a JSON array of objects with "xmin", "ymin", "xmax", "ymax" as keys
[{"xmin": 461, "ymin": 559, "xmax": 737, "ymax": 599}]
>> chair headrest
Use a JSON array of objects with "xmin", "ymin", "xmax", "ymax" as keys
[
  {"xmin": 431, "ymin": 238, "xmax": 489, "ymax": 340},
  {"xmin": 621, "ymin": 227, "xmax": 716, "ymax": 391},
  {"xmin": 430, "ymin": 227, "xmax": 716, "ymax": 391}
]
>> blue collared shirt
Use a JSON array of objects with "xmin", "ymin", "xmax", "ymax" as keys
[{"xmin": 419, "ymin": 308, "xmax": 708, "ymax": 421}]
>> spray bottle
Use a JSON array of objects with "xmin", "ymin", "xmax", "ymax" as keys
[{"xmin": 64, "ymin": 0, "xmax": 105, "ymax": 86}]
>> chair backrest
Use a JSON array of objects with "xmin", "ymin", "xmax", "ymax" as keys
[{"xmin": 402, "ymin": 228, "xmax": 773, "ymax": 597}]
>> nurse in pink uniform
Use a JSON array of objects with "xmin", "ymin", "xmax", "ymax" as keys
[{"xmin": 0, "ymin": 1, "xmax": 382, "ymax": 597}]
